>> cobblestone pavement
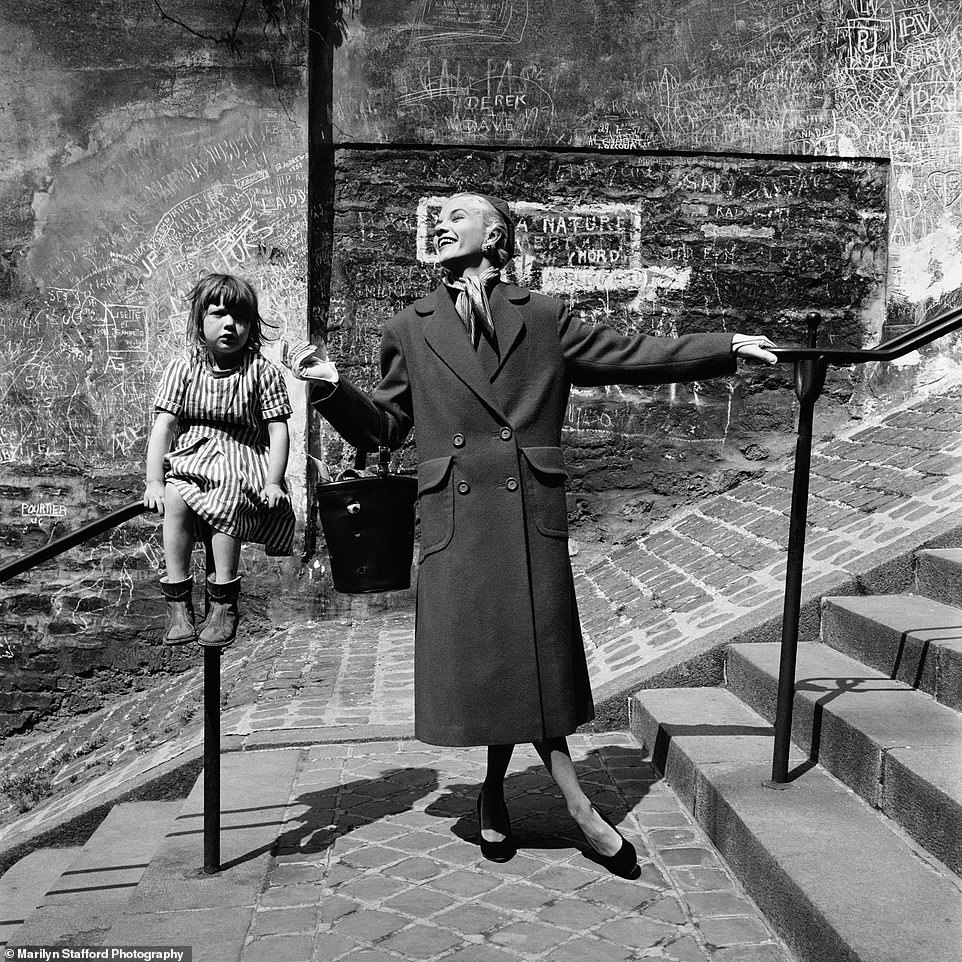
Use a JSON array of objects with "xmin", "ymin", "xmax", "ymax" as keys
[
  {"xmin": 239, "ymin": 736, "xmax": 793, "ymax": 962},
  {"xmin": 575, "ymin": 380, "xmax": 962, "ymax": 691}
]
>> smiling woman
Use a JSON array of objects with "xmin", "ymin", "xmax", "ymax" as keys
[{"xmin": 286, "ymin": 189, "xmax": 776, "ymax": 876}]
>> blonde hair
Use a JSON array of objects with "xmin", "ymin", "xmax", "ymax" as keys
[{"xmin": 450, "ymin": 193, "xmax": 513, "ymax": 268}]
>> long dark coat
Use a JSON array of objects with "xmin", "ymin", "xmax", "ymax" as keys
[{"xmin": 314, "ymin": 282, "xmax": 736, "ymax": 746}]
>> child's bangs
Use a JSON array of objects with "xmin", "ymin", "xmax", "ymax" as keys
[{"xmin": 208, "ymin": 275, "xmax": 257, "ymax": 321}]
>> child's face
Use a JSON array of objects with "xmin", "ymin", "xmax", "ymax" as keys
[
  {"xmin": 433, "ymin": 195, "xmax": 492, "ymax": 270},
  {"xmin": 203, "ymin": 300, "xmax": 250, "ymax": 356}
]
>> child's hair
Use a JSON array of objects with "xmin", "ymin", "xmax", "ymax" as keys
[{"xmin": 185, "ymin": 273, "xmax": 272, "ymax": 358}]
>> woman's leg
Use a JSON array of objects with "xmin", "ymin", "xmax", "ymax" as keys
[
  {"xmin": 479, "ymin": 744, "xmax": 514, "ymax": 841},
  {"xmin": 533, "ymin": 736, "xmax": 624, "ymax": 858},
  {"xmin": 163, "ymin": 484, "xmax": 195, "ymax": 581}
]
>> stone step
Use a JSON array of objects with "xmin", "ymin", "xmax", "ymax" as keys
[
  {"xmin": 820, "ymin": 594, "xmax": 962, "ymax": 711},
  {"xmin": 0, "ymin": 845, "xmax": 82, "ymax": 946},
  {"xmin": 630, "ymin": 686, "xmax": 962, "ymax": 962},
  {"xmin": 6, "ymin": 801, "xmax": 181, "ymax": 947},
  {"xmin": 726, "ymin": 641, "xmax": 962, "ymax": 876},
  {"xmin": 103, "ymin": 749, "xmax": 302, "ymax": 961},
  {"xmin": 916, "ymin": 547, "xmax": 962, "ymax": 609}
]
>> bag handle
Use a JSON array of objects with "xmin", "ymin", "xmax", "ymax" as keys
[{"xmin": 352, "ymin": 408, "xmax": 391, "ymax": 478}]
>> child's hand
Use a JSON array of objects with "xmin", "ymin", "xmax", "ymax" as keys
[
  {"xmin": 281, "ymin": 340, "xmax": 339, "ymax": 382},
  {"xmin": 261, "ymin": 483, "xmax": 289, "ymax": 509},
  {"xmin": 732, "ymin": 334, "xmax": 779, "ymax": 365},
  {"xmin": 144, "ymin": 480, "xmax": 166, "ymax": 516}
]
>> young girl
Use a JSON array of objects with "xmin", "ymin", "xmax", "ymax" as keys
[{"xmin": 144, "ymin": 273, "xmax": 295, "ymax": 648}]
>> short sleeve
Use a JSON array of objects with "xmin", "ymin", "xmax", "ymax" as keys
[
  {"xmin": 154, "ymin": 358, "xmax": 190, "ymax": 415},
  {"xmin": 260, "ymin": 359, "xmax": 293, "ymax": 421}
]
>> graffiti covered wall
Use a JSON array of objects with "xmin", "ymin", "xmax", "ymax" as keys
[{"xmin": 337, "ymin": 0, "xmax": 962, "ymax": 330}]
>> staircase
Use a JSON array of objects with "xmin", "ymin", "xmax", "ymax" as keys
[
  {"xmin": 631, "ymin": 547, "xmax": 962, "ymax": 962},
  {"xmin": 1, "ymin": 750, "xmax": 300, "ymax": 956}
]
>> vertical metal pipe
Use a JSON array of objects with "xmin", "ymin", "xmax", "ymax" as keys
[
  {"xmin": 767, "ymin": 314, "xmax": 826, "ymax": 788},
  {"xmin": 767, "ymin": 398, "xmax": 816, "ymax": 786},
  {"xmin": 203, "ymin": 644, "xmax": 221, "ymax": 873},
  {"xmin": 202, "ymin": 540, "xmax": 220, "ymax": 873}
]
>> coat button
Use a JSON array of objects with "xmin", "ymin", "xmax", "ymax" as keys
[
  {"xmin": 457, "ymin": 481, "xmax": 470, "ymax": 495},
  {"xmin": 500, "ymin": 427, "xmax": 513, "ymax": 440},
  {"xmin": 453, "ymin": 433, "xmax": 465, "ymax": 448},
  {"xmin": 506, "ymin": 477, "xmax": 519, "ymax": 492}
]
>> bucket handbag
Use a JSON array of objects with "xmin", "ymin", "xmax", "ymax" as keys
[{"xmin": 315, "ymin": 422, "xmax": 418, "ymax": 594}]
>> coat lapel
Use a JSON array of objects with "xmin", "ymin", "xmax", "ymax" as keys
[
  {"xmin": 488, "ymin": 283, "xmax": 528, "ymax": 380},
  {"xmin": 419, "ymin": 285, "xmax": 505, "ymax": 418}
]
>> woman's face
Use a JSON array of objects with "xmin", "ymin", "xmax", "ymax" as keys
[{"xmin": 433, "ymin": 195, "xmax": 492, "ymax": 270}]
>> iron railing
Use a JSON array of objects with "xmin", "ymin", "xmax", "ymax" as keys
[
  {"xmin": 766, "ymin": 303, "xmax": 962, "ymax": 786},
  {"xmin": 0, "ymin": 503, "xmax": 225, "ymax": 873}
]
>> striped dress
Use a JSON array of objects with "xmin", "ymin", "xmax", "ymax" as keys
[{"xmin": 154, "ymin": 352, "xmax": 296, "ymax": 556}]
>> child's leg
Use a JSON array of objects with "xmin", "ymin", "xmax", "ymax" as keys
[
  {"xmin": 160, "ymin": 484, "xmax": 197, "ymax": 644},
  {"xmin": 199, "ymin": 531, "xmax": 242, "ymax": 648},
  {"xmin": 163, "ymin": 484, "xmax": 195, "ymax": 581},
  {"xmin": 210, "ymin": 531, "xmax": 242, "ymax": 583}
]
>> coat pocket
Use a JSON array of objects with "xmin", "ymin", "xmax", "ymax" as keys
[
  {"xmin": 417, "ymin": 455, "xmax": 454, "ymax": 559},
  {"xmin": 520, "ymin": 446, "xmax": 569, "ymax": 539}
]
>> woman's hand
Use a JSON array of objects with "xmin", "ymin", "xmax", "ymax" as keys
[
  {"xmin": 732, "ymin": 334, "xmax": 779, "ymax": 365},
  {"xmin": 144, "ymin": 480, "xmax": 166, "ymax": 516},
  {"xmin": 282, "ymin": 340, "xmax": 339, "ymax": 382},
  {"xmin": 260, "ymin": 482, "xmax": 289, "ymax": 509}
]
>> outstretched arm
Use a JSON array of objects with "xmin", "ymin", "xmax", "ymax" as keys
[{"xmin": 559, "ymin": 306, "xmax": 778, "ymax": 386}]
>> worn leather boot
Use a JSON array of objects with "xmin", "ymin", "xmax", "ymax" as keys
[
  {"xmin": 198, "ymin": 576, "xmax": 241, "ymax": 648},
  {"xmin": 160, "ymin": 576, "xmax": 196, "ymax": 645}
]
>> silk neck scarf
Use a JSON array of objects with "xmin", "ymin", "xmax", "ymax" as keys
[{"xmin": 444, "ymin": 267, "xmax": 500, "ymax": 346}]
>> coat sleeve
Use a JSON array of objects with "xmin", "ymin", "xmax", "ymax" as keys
[
  {"xmin": 309, "ymin": 322, "xmax": 414, "ymax": 452},
  {"xmin": 558, "ymin": 303, "xmax": 738, "ymax": 387}
]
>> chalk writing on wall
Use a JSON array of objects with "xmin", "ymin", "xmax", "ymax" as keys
[
  {"xmin": 336, "ymin": 0, "xmax": 962, "ymax": 323},
  {"xmin": 413, "ymin": 0, "xmax": 530, "ymax": 44},
  {"xmin": 1, "ymin": 113, "xmax": 308, "ymax": 468}
]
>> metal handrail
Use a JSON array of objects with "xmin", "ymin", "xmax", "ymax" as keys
[
  {"xmin": 0, "ymin": 499, "xmax": 224, "ymax": 872},
  {"xmin": 0, "ymin": 501, "xmax": 148, "ymax": 584},
  {"xmin": 772, "ymin": 303, "xmax": 962, "ymax": 363},
  {"xmin": 766, "ymin": 303, "xmax": 962, "ymax": 787}
]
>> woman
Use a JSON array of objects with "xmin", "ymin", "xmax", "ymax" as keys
[{"xmin": 287, "ymin": 192, "xmax": 776, "ymax": 875}]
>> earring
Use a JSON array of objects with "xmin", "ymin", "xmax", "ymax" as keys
[{"xmin": 481, "ymin": 240, "xmax": 496, "ymax": 255}]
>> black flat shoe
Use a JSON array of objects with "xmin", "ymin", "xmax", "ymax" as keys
[
  {"xmin": 476, "ymin": 792, "xmax": 516, "ymax": 863},
  {"xmin": 581, "ymin": 806, "xmax": 638, "ymax": 878}
]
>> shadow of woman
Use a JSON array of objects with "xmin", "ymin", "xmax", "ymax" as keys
[{"xmin": 217, "ymin": 764, "xmax": 441, "ymax": 871}]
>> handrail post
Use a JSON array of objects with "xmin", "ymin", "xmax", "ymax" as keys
[
  {"xmin": 766, "ymin": 313, "xmax": 828, "ymax": 788},
  {"xmin": 203, "ymin": 644, "xmax": 221, "ymax": 873},
  {"xmin": 202, "ymin": 542, "xmax": 221, "ymax": 874}
]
